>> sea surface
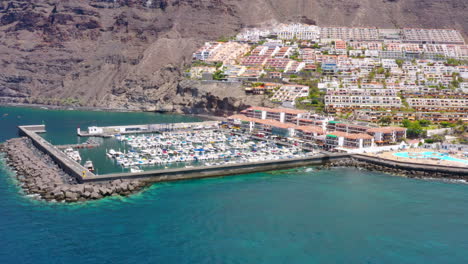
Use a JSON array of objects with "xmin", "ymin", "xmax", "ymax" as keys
[{"xmin": 1, "ymin": 106, "xmax": 468, "ymax": 264}]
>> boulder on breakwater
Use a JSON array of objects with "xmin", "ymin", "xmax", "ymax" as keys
[
  {"xmin": 320, "ymin": 158, "xmax": 465, "ymax": 179},
  {"xmin": 0, "ymin": 137, "xmax": 148, "ymax": 203}
]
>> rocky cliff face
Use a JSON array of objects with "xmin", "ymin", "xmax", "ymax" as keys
[{"xmin": 0, "ymin": 0, "xmax": 466, "ymax": 115}]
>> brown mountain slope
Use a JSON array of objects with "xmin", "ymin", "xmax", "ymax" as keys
[{"xmin": 0, "ymin": 0, "xmax": 466, "ymax": 114}]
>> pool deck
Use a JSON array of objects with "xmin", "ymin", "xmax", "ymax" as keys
[{"xmin": 374, "ymin": 149, "xmax": 468, "ymax": 168}]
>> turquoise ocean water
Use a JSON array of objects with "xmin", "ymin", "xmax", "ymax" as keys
[{"xmin": 1, "ymin": 106, "xmax": 468, "ymax": 263}]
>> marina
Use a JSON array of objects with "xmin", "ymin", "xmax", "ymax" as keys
[
  {"xmin": 17, "ymin": 123, "xmax": 343, "ymax": 183},
  {"xmin": 108, "ymin": 130, "xmax": 313, "ymax": 170},
  {"xmin": 16, "ymin": 123, "xmax": 468, "ymax": 186}
]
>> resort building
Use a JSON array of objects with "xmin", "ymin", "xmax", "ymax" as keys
[
  {"xmin": 406, "ymin": 98, "xmax": 468, "ymax": 112},
  {"xmin": 294, "ymin": 126, "xmax": 325, "ymax": 140},
  {"xmin": 240, "ymin": 107, "xmax": 308, "ymax": 124},
  {"xmin": 325, "ymin": 132, "xmax": 374, "ymax": 150},
  {"xmin": 227, "ymin": 115, "xmax": 297, "ymax": 138},
  {"xmin": 320, "ymin": 27, "xmax": 380, "ymax": 42},
  {"xmin": 366, "ymin": 127, "xmax": 407, "ymax": 145},
  {"xmin": 334, "ymin": 123, "xmax": 373, "ymax": 134},
  {"xmin": 324, "ymin": 94, "xmax": 402, "ymax": 112},
  {"xmin": 402, "ymin": 28, "xmax": 465, "ymax": 45},
  {"xmin": 275, "ymin": 24, "xmax": 320, "ymax": 41},
  {"xmin": 271, "ymin": 85, "xmax": 310, "ymax": 106}
]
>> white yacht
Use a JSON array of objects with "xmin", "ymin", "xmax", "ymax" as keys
[
  {"xmin": 84, "ymin": 160, "xmax": 94, "ymax": 172},
  {"xmin": 130, "ymin": 166, "xmax": 143, "ymax": 173}
]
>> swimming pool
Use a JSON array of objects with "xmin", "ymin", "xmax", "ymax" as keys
[{"xmin": 393, "ymin": 151, "xmax": 468, "ymax": 165}]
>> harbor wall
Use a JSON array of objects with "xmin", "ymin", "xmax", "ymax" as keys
[
  {"xmin": 18, "ymin": 125, "xmax": 92, "ymax": 183},
  {"xmin": 82, "ymin": 153, "xmax": 351, "ymax": 183},
  {"xmin": 353, "ymin": 154, "xmax": 468, "ymax": 177}
]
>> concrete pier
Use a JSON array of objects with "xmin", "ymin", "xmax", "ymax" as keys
[
  {"xmin": 81, "ymin": 153, "xmax": 350, "ymax": 183},
  {"xmin": 18, "ymin": 125, "xmax": 96, "ymax": 182},
  {"xmin": 77, "ymin": 121, "xmax": 220, "ymax": 137}
]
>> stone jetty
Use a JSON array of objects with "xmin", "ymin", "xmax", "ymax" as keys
[
  {"xmin": 1, "ymin": 137, "xmax": 148, "ymax": 202},
  {"xmin": 321, "ymin": 158, "xmax": 467, "ymax": 179}
]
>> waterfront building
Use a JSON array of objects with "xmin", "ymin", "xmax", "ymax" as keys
[
  {"xmin": 325, "ymin": 131, "xmax": 374, "ymax": 150},
  {"xmin": 240, "ymin": 107, "xmax": 308, "ymax": 123},
  {"xmin": 366, "ymin": 127, "xmax": 407, "ymax": 145},
  {"xmin": 227, "ymin": 114, "xmax": 296, "ymax": 137},
  {"xmin": 295, "ymin": 126, "xmax": 325, "ymax": 140}
]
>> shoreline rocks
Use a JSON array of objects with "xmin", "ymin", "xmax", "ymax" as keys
[
  {"xmin": 0, "ymin": 137, "xmax": 148, "ymax": 203},
  {"xmin": 320, "ymin": 158, "xmax": 466, "ymax": 180}
]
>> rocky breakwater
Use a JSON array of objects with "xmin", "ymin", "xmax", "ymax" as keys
[
  {"xmin": 0, "ymin": 137, "xmax": 148, "ymax": 202},
  {"xmin": 320, "ymin": 158, "xmax": 465, "ymax": 180}
]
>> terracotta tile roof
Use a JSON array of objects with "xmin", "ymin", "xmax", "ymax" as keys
[
  {"xmin": 256, "ymin": 118, "xmax": 296, "ymax": 129},
  {"xmin": 367, "ymin": 126, "xmax": 407, "ymax": 133},
  {"xmin": 295, "ymin": 126, "xmax": 324, "ymax": 134},
  {"xmin": 227, "ymin": 114, "xmax": 255, "ymax": 122},
  {"xmin": 336, "ymin": 123, "xmax": 369, "ymax": 129},
  {"xmin": 327, "ymin": 131, "xmax": 348, "ymax": 137},
  {"xmin": 228, "ymin": 115, "xmax": 296, "ymax": 129},
  {"xmin": 246, "ymin": 106, "xmax": 308, "ymax": 115},
  {"xmin": 344, "ymin": 133, "xmax": 373, "ymax": 140}
]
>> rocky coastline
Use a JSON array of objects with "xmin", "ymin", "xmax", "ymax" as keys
[
  {"xmin": 0, "ymin": 137, "xmax": 148, "ymax": 203},
  {"xmin": 321, "ymin": 158, "xmax": 467, "ymax": 180}
]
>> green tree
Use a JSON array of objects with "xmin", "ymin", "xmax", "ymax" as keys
[
  {"xmin": 402, "ymin": 119, "xmax": 425, "ymax": 138},
  {"xmin": 418, "ymin": 119, "xmax": 431, "ymax": 127},
  {"xmin": 378, "ymin": 116, "xmax": 392, "ymax": 126},
  {"xmin": 395, "ymin": 59, "xmax": 404, "ymax": 68},
  {"xmin": 212, "ymin": 70, "xmax": 226, "ymax": 80}
]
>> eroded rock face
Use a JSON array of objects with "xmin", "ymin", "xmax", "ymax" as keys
[{"xmin": 0, "ymin": 0, "xmax": 466, "ymax": 114}]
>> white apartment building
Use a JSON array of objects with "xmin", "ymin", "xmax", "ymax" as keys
[
  {"xmin": 275, "ymin": 24, "xmax": 320, "ymax": 41},
  {"xmin": 320, "ymin": 27, "xmax": 380, "ymax": 42},
  {"xmin": 192, "ymin": 42, "xmax": 221, "ymax": 61},
  {"xmin": 406, "ymin": 98, "xmax": 468, "ymax": 110},
  {"xmin": 324, "ymin": 95, "xmax": 402, "ymax": 108},
  {"xmin": 271, "ymin": 85, "xmax": 310, "ymax": 105},
  {"xmin": 402, "ymin": 29, "xmax": 465, "ymax": 45}
]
